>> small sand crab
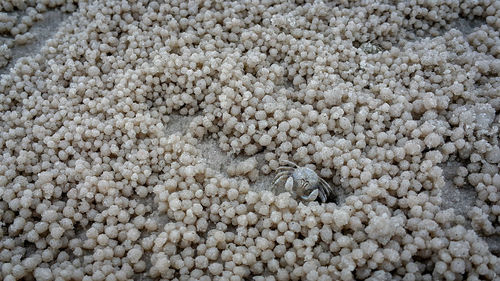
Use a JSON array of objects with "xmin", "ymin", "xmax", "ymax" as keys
[
  {"xmin": 359, "ymin": 42, "xmax": 382, "ymax": 54},
  {"xmin": 272, "ymin": 160, "xmax": 333, "ymax": 203}
]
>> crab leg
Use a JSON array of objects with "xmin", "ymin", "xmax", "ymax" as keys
[
  {"xmin": 272, "ymin": 176, "xmax": 288, "ymax": 191},
  {"xmin": 273, "ymin": 171, "xmax": 289, "ymax": 182},
  {"xmin": 272, "ymin": 172, "xmax": 289, "ymax": 186},
  {"xmin": 318, "ymin": 188, "xmax": 327, "ymax": 203},
  {"xmin": 277, "ymin": 166, "xmax": 295, "ymax": 171},
  {"xmin": 280, "ymin": 159, "xmax": 298, "ymax": 168},
  {"xmin": 319, "ymin": 178, "xmax": 332, "ymax": 195},
  {"xmin": 284, "ymin": 177, "xmax": 294, "ymax": 192},
  {"xmin": 318, "ymin": 185, "xmax": 331, "ymax": 201}
]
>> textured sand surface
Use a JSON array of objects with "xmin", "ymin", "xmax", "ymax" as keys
[{"xmin": 0, "ymin": 1, "xmax": 499, "ymax": 280}]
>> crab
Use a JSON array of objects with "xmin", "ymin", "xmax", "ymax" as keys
[{"xmin": 272, "ymin": 160, "xmax": 333, "ymax": 203}]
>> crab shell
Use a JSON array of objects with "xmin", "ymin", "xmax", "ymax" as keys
[
  {"xmin": 285, "ymin": 167, "xmax": 321, "ymax": 200},
  {"xmin": 273, "ymin": 160, "xmax": 333, "ymax": 203}
]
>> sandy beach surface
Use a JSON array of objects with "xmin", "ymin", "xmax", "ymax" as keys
[{"xmin": 0, "ymin": 1, "xmax": 499, "ymax": 280}]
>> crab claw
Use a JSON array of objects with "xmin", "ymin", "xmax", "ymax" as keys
[
  {"xmin": 285, "ymin": 177, "xmax": 294, "ymax": 192},
  {"xmin": 301, "ymin": 189, "xmax": 318, "ymax": 201}
]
